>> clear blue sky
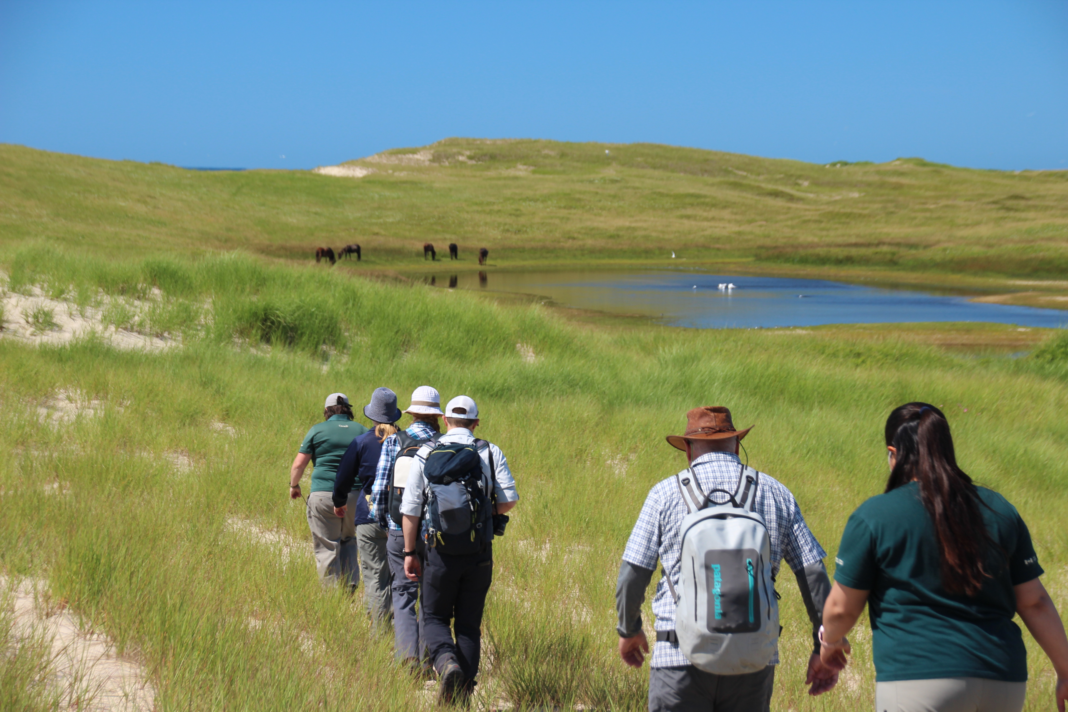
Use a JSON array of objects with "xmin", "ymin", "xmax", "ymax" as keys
[{"xmin": 2, "ymin": 1, "xmax": 1065, "ymax": 170}]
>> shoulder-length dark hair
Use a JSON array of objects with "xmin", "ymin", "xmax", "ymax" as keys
[{"xmin": 884, "ymin": 403, "xmax": 995, "ymax": 597}]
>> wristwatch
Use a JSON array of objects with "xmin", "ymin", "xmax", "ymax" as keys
[{"xmin": 401, "ymin": 549, "xmax": 417, "ymax": 557}]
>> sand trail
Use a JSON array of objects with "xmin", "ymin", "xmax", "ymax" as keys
[{"xmin": 2, "ymin": 576, "xmax": 155, "ymax": 711}]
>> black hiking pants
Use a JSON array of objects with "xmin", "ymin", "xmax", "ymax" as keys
[{"xmin": 421, "ymin": 544, "xmax": 493, "ymax": 684}]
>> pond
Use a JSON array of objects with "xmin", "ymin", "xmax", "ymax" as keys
[{"xmin": 423, "ymin": 270, "xmax": 1068, "ymax": 329}]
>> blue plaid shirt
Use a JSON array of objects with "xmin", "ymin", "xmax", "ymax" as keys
[
  {"xmin": 370, "ymin": 421, "xmax": 438, "ymax": 531},
  {"xmin": 622, "ymin": 451, "xmax": 826, "ymax": 668}
]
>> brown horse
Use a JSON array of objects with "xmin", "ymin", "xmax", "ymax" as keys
[
  {"xmin": 316, "ymin": 247, "xmax": 336, "ymax": 265},
  {"xmin": 339, "ymin": 244, "xmax": 361, "ymax": 261},
  {"xmin": 424, "ymin": 243, "xmax": 436, "ymax": 261},
  {"xmin": 478, "ymin": 248, "xmax": 489, "ymax": 265},
  {"xmin": 448, "ymin": 243, "xmax": 458, "ymax": 260}
]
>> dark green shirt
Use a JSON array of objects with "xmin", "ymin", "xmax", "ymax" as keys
[
  {"xmin": 834, "ymin": 482, "xmax": 1043, "ymax": 683},
  {"xmin": 299, "ymin": 415, "xmax": 368, "ymax": 493}
]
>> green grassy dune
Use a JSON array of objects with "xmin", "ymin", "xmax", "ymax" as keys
[{"xmin": 1, "ymin": 143, "xmax": 1068, "ymax": 710}]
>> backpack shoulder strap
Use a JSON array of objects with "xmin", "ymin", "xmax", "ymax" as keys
[
  {"xmin": 736, "ymin": 466, "xmax": 760, "ymax": 512},
  {"xmin": 673, "ymin": 467, "xmax": 708, "ymax": 515},
  {"xmin": 474, "ymin": 439, "xmax": 495, "ymax": 476}
]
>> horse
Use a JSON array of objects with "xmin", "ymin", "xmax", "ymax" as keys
[
  {"xmin": 448, "ymin": 243, "xmax": 458, "ymax": 260},
  {"xmin": 424, "ymin": 243, "xmax": 436, "ymax": 261},
  {"xmin": 478, "ymin": 248, "xmax": 489, "ymax": 265},
  {"xmin": 316, "ymin": 247, "xmax": 336, "ymax": 265},
  {"xmin": 339, "ymin": 244, "xmax": 361, "ymax": 261}
]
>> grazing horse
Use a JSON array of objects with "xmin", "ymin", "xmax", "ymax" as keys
[
  {"xmin": 316, "ymin": 247, "xmax": 336, "ymax": 265},
  {"xmin": 339, "ymin": 244, "xmax": 361, "ymax": 261},
  {"xmin": 448, "ymin": 243, "xmax": 458, "ymax": 260},
  {"xmin": 478, "ymin": 248, "xmax": 489, "ymax": 265},
  {"xmin": 424, "ymin": 243, "xmax": 436, "ymax": 261}
]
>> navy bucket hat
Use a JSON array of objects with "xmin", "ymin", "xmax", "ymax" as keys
[{"xmin": 364, "ymin": 387, "xmax": 402, "ymax": 424}]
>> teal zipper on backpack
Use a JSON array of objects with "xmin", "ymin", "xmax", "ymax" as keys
[{"xmin": 746, "ymin": 559, "xmax": 755, "ymax": 624}]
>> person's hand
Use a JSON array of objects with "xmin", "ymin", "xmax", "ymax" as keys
[
  {"xmin": 333, "ymin": 505, "xmax": 346, "ymax": 518},
  {"xmin": 289, "ymin": 484, "xmax": 301, "ymax": 500},
  {"xmin": 819, "ymin": 636, "xmax": 851, "ymax": 672},
  {"xmin": 806, "ymin": 652, "xmax": 840, "ymax": 696},
  {"xmin": 618, "ymin": 631, "xmax": 649, "ymax": 668},
  {"xmin": 1056, "ymin": 675, "xmax": 1066, "ymax": 712},
  {"xmin": 404, "ymin": 555, "xmax": 422, "ymax": 582}
]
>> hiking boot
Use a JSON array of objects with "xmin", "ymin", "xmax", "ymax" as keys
[
  {"xmin": 435, "ymin": 658, "xmax": 464, "ymax": 706},
  {"xmin": 455, "ymin": 679, "xmax": 476, "ymax": 708}
]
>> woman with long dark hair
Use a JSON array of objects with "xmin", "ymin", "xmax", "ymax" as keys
[{"xmin": 819, "ymin": 403, "xmax": 1068, "ymax": 712}]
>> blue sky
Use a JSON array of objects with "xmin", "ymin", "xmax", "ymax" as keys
[{"xmin": 1, "ymin": 1, "xmax": 1065, "ymax": 170}]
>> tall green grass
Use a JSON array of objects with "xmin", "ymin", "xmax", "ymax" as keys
[{"xmin": 1, "ymin": 252, "xmax": 1066, "ymax": 710}]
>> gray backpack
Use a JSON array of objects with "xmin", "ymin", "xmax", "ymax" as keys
[{"xmin": 670, "ymin": 465, "xmax": 779, "ymax": 675}]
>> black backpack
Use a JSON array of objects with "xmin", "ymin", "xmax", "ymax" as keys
[
  {"xmin": 420, "ymin": 440, "xmax": 494, "ymax": 555},
  {"xmin": 388, "ymin": 431, "xmax": 438, "ymax": 527}
]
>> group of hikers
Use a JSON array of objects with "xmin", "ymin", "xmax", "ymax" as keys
[
  {"xmin": 288, "ymin": 386, "xmax": 517, "ymax": 705},
  {"xmin": 289, "ymin": 390, "xmax": 1068, "ymax": 712}
]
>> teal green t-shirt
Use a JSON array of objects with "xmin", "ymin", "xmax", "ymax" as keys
[
  {"xmin": 834, "ymin": 482, "xmax": 1043, "ymax": 683},
  {"xmin": 299, "ymin": 415, "xmax": 368, "ymax": 493}
]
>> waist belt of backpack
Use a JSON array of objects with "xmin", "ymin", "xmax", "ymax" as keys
[{"xmin": 655, "ymin": 630, "xmax": 679, "ymax": 644}]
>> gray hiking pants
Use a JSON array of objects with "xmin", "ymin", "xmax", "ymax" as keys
[
  {"xmin": 875, "ymin": 678, "xmax": 1026, "ymax": 712},
  {"xmin": 387, "ymin": 529, "xmax": 426, "ymax": 661},
  {"xmin": 356, "ymin": 522, "xmax": 392, "ymax": 626},
  {"xmin": 648, "ymin": 664, "xmax": 774, "ymax": 712},
  {"xmin": 306, "ymin": 491, "xmax": 359, "ymax": 588}
]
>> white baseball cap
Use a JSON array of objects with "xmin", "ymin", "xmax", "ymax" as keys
[
  {"xmin": 404, "ymin": 385, "xmax": 443, "ymax": 415},
  {"xmin": 324, "ymin": 393, "xmax": 350, "ymax": 408},
  {"xmin": 445, "ymin": 395, "xmax": 478, "ymax": 419}
]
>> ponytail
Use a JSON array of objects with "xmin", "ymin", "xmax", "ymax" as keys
[
  {"xmin": 884, "ymin": 403, "xmax": 995, "ymax": 597},
  {"xmin": 375, "ymin": 422, "xmax": 399, "ymax": 443}
]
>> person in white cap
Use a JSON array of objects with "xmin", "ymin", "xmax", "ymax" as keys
[
  {"xmin": 400, "ymin": 395, "xmax": 519, "ymax": 705},
  {"xmin": 370, "ymin": 386, "xmax": 444, "ymax": 670},
  {"xmin": 289, "ymin": 393, "xmax": 368, "ymax": 587}
]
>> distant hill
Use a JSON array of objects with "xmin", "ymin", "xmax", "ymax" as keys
[{"xmin": 2, "ymin": 138, "xmax": 1067, "ymax": 278}]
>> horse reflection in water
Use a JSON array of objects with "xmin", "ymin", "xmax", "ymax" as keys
[
  {"xmin": 479, "ymin": 271, "xmax": 487, "ymax": 287},
  {"xmin": 449, "ymin": 275, "xmax": 458, "ymax": 289},
  {"xmin": 424, "ymin": 275, "xmax": 437, "ymax": 286}
]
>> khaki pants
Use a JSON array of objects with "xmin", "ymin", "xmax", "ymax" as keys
[
  {"xmin": 306, "ymin": 491, "xmax": 359, "ymax": 588},
  {"xmin": 875, "ymin": 678, "xmax": 1026, "ymax": 712},
  {"xmin": 356, "ymin": 522, "xmax": 392, "ymax": 626}
]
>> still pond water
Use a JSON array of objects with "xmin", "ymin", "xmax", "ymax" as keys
[{"xmin": 425, "ymin": 271, "xmax": 1068, "ymax": 329}]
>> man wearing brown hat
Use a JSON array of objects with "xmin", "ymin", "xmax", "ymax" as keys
[{"xmin": 616, "ymin": 407, "xmax": 840, "ymax": 711}]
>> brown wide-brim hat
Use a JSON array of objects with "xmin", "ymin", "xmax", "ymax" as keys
[{"xmin": 666, "ymin": 406, "xmax": 753, "ymax": 451}]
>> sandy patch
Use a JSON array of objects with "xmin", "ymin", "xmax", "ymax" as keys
[
  {"xmin": 161, "ymin": 450, "xmax": 195, "ymax": 474},
  {"xmin": 210, "ymin": 421, "xmax": 238, "ymax": 438},
  {"xmin": 515, "ymin": 343, "xmax": 537, "ymax": 364},
  {"xmin": 1, "ymin": 286, "xmax": 175, "ymax": 352},
  {"xmin": 225, "ymin": 517, "xmax": 308, "ymax": 568},
  {"xmin": 313, "ymin": 165, "xmax": 375, "ymax": 179},
  {"xmin": 1, "ymin": 576, "xmax": 155, "ymax": 711},
  {"xmin": 363, "ymin": 150, "xmax": 433, "ymax": 166},
  {"xmin": 37, "ymin": 389, "xmax": 115, "ymax": 426}
]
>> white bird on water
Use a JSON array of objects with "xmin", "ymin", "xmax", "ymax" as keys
[
  {"xmin": 727, "ymin": 283, "xmax": 736, "ymax": 290},
  {"xmin": 718, "ymin": 283, "xmax": 727, "ymax": 291},
  {"xmin": 671, "ymin": 251, "xmax": 675, "ymax": 258}
]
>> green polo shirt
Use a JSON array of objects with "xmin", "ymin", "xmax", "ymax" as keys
[
  {"xmin": 299, "ymin": 415, "xmax": 368, "ymax": 493},
  {"xmin": 834, "ymin": 482, "xmax": 1043, "ymax": 683}
]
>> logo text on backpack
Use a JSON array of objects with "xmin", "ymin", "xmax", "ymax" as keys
[{"xmin": 711, "ymin": 564, "xmax": 723, "ymax": 620}]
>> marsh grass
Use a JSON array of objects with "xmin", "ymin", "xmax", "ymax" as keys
[
  {"xmin": 3, "ymin": 140, "xmax": 1068, "ymax": 286},
  {"xmin": 24, "ymin": 305, "xmax": 57, "ymax": 333},
  {"xmin": 1, "ymin": 252, "xmax": 1066, "ymax": 710}
]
